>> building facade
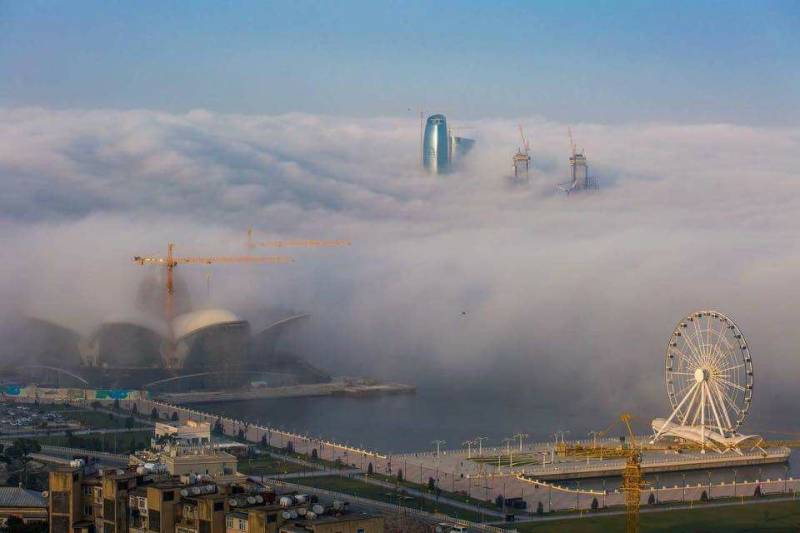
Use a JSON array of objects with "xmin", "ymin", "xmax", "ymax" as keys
[{"xmin": 48, "ymin": 464, "xmax": 381, "ymax": 533}]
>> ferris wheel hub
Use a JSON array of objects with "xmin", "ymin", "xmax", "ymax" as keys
[{"xmin": 694, "ymin": 368, "xmax": 709, "ymax": 383}]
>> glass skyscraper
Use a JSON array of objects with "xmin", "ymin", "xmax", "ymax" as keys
[
  {"xmin": 422, "ymin": 113, "xmax": 475, "ymax": 175},
  {"xmin": 423, "ymin": 114, "xmax": 450, "ymax": 174}
]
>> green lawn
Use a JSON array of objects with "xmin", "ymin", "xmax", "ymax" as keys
[
  {"xmin": 368, "ymin": 472, "xmax": 499, "ymax": 512},
  {"xmin": 291, "ymin": 475, "xmax": 488, "ymax": 523},
  {"xmin": 35, "ymin": 430, "xmax": 153, "ymax": 454},
  {"xmin": 64, "ymin": 409, "xmax": 148, "ymax": 430},
  {"xmin": 237, "ymin": 455, "xmax": 312, "ymax": 476},
  {"xmin": 509, "ymin": 500, "xmax": 800, "ymax": 532}
]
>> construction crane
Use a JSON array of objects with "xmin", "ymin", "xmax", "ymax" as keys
[
  {"xmin": 512, "ymin": 124, "xmax": 531, "ymax": 180},
  {"xmin": 246, "ymin": 228, "xmax": 351, "ymax": 250},
  {"xmin": 133, "ymin": 242, "xmax": 293, "ymax": 324},
  {"xmin": 621, "ymin": 413, "xmax": 644, "ymax": 533}
]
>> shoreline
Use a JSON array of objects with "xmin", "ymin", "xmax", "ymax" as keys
[{"xmin": 154, "ymin": 380, "xmax": 416, "ymax": 404}]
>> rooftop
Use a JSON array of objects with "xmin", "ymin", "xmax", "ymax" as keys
[{"xmin": 0, "ymin": 487, "xmax": 47, "ymax": 509}]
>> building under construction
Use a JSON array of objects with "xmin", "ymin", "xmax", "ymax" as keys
[
  {"xmin": 558, "ymin": 128, "xmax": 596, "ymax": 193},
  {"xmin": 511, "ymin": 125, "xmax": 532, "ymax": 182},
  {"xmin": 3, "ymin": 237, "xmax": 349, "ymax": 392}
]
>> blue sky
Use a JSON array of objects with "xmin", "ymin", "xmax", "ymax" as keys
[{"xmin": 1, "ymin": 1, "xmax": 798, "ymax": 124}]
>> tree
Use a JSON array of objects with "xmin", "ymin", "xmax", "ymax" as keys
[
  {"xmin": 591, "ymin": 497, "xmax": 599, "ymax": 511},
  {"xmin": 311, "ymin": 448, "xmax": 318, "ymax": 459},
  {"xmin": 131, "ymin": 403, "xmax": 138, "ymax": 415},
  {"xmin": 428, "ymin": 477, "xmax": 436, "ymax": 491},
  {"xmin": 213, "ymin": 418, "xmax": 224, "ymax": 435},
  {"xmin": 108, "ymin": 412, "xmax": 114, "ymax": 421},
  {"xmin": 536, "ymin": 501, "xmax": 544, "ymax": 516},
  {"xmin": 91, "ymin": 401, "xmax": 101, "ymax": 410},
  {"xmin": 647, "ymin": 493, "xmax": 656, "ymax": 505},
  {"xmin": 238, "ymin": 429, "xmax": 245, "ymax": 440},
  {"xmin": 495, "ymin": 495, "xmax": 504, "ymax": 508},
  {"xmin": 397, "ymin": 469, "xmax": 403, "ymax": 482},
  {"xmin": 125, "ymin": 416, "xmax": 134, "ymax": 430},
  {"xmin": 151, "ymin": 408, "xmax": 159, "ymax": 420},
  {"xmin": 367, "ymin": 462, "xmax": 373, "ymax": 475},
  {"xmin": 171, "ymin": 411, "xmax": 179, "ymax": 421},
  {"xmin": 4, "ymin": 515, "xmax": 48, "ymax": 533},
  {"xmin": 113, "ymin": 399, "xmax": 120, "ymax": 411},
  {"xmin": 261, "ymin": 434, "xmax": 268, "ymax": 448},
  {"xmin": 285, "ymin": 441, "xmax": 294, "ymax": 453},
  {"xmin": 4, "ymin": 439, "xmax": 40, "ymax": 461},
  {"xmin": 700, "ymin": 490, "xmax": 709, "ymax": 502},
  {"xmin": 754, "ymin": 484, "xmax": 763, "ymax": 497}
]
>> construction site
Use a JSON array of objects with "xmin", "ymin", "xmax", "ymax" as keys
[{"xmin": 2, "ymin": 230, "xmax": 356, "ymax": 393}]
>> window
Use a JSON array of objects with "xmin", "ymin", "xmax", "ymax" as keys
[
  {"xmin": 149, "ymin": 510, "xmax": 160, "ymax": 532},
  {"xmin": 225, "ymin": 517, "xmax": 233, "ymax": 529},
  {"xmin": 266, "ymin": 514, "xmax": 276, "ymax": 524},
  {"xmin": 103, "ymin": 499, "xmax": 115, "ymax": 519},
  {"xmin": 213, "ymin": 502, "xmax": 224, "ymax": 512},
  {"xmin": 52, "ymin": 516, "xmax": 69, "ymax": 533},
  {"xmin": 357, "ymin": 529, "xmax": 365, "ymax": 533},
  {"xmin": 52, "ymin": 491, "xmax": 69, "ymax": 514},
  {"xmin": 238, "ymin": 519, "xmax": 246, "ymax": 531},
  {"xmin": 163, "ymin": 491, "xmax": 174, "ymax": 502},
  {"xmin": 198, "ymin": 520, "xmax": 211, "ymax": 533}
]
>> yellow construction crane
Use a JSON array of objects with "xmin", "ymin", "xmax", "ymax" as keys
[
  {"xmin": 133, "ymin": 242, "xmax": 293, "ymax": 323},
  {"xmin": 246, "ymin": 228, "xmax": 351, "ymax": 250},
  {"xmin": 621, "ymin": 413, "xmax": 644, "ymax": 533}
]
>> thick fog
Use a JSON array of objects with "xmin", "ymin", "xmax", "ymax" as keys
[{"xmin": 1, "ymin": 107, "xmax": 799, "ymax": 424}]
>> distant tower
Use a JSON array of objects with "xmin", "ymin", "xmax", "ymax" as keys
[
  {"xmin": 513, "ymin": 125, "xmax": 532, "ymax": 181},
  {"xmin": 569, "ymin": 150, "xmax": 589, "ymax": 188},
  {"xmin": 423, "ymin": 114, "xmax": 450, "ymax": 174},
  {"xmin": 422, "ymin": 113, "xmax": 475, "ymax": 174},
  {"xmin": 559, "ymin": 127, "xmax": 593, "ymax": 193}
]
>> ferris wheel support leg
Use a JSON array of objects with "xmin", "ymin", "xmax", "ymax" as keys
[
  {"xmin": 710, "ymin": 382, "xmax": 735, "ymax": 432},
  {"xmin": 700, "ymin": 383, "xmax": 706, "ymax": 454},
  {"xmin": 705, "ymin": 382, "xmax": 727, "ymax": 439},
  {"xmin": 652, "ymin": 381, "xmax": 700, "ymax": 443}
]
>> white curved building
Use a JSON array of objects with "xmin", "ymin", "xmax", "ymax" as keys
[
  {"xmin": 171, "ymin": 308, "xmax": 250, "ymax": 375},
  {"xmin": 81, "ymin": 313, "xmax": 168, "ymax": 368}
]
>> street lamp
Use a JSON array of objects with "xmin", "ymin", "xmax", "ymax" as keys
[
  {"xmin": 513, "ymin": 433, "xmax": 529, "ymax": 452},
  {"xmin": 462, "ymin": 440, "xmax": 475, "ymax": 459},
  {"xmin": 474, "ymin": 436, "xmax": 487, "ymax": 457},
  {"xmin": 682, "ymin": 473, "xmax": 686, "ymax": 503},
  {"xmin": 431, "ymin": 440, "xmax": 446, "ymax": 457},
  {"xmin": 503, "ymin": 437, "xmax": 514, "ymax": 467},
  {"xmin": 588, "ymin": 430, "xmax": 599, "ymax": 449}
]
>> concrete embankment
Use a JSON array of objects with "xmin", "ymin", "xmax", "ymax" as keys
[{"xmin": 155, "ymin": 381, "xmax": 415, "ymax": 404}]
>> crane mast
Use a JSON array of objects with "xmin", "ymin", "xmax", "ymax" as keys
[{"xmin": 621, "ymin": 413, "xmax": 643, "ymax": 533}]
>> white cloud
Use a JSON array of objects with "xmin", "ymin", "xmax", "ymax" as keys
[{"xmin": 1, "ymin": 106, "xmax": 799, "ymax": 417}]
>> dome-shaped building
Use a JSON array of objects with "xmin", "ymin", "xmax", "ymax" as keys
[
  {"xmin": 81, "ymin": 314, "xmax": 167, "ymax": 369},
  {"xmin": 170, "ymin": 308, "xmax": 250, "ymax": 388}
]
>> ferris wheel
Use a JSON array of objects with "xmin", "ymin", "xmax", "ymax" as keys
[{"xmin": 659, "ymin": 310, "xmax": 753, "ymax": 439}]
